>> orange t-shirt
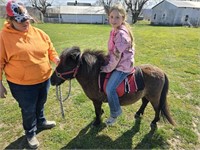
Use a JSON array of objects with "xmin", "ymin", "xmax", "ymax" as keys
[{"xmin": 0, "ymin": 21, "xmax": 59, "ymax": 85}]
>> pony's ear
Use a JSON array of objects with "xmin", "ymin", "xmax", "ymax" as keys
[{"xmin": 70, "ymin": 46, "xmax": 81, "ymax": 60}]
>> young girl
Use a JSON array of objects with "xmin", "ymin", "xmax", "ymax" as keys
[{"xmin": 101, "ymin": 4, "xmax": 135, "ymax": 126}]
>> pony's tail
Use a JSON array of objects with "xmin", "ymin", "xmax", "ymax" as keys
[{"xmin": 160, "ymin": 74, "xmax": 176, "ymax": 126}]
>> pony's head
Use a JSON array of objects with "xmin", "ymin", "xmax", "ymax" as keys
[
  {"xmin": 51, "ymin": 46, "xmax": 81, "ymax": 86},
  {"xmin": 51, "ymin": 46, "xmax": 107, "ymax": 86}
]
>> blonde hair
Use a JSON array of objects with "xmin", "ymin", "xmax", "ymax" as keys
[{"xmin": 109, "ymin": 4, "xmax": 134, "ymax": 47}]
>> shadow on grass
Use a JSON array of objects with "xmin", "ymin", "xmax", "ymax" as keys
[
  {"xmin": 134, "ymin": 129, "xmax": 165, "ymax": 149},
  {"xmin": 4, "ymin": 136, "xmax": 30, "ymax": 149},
  {"xmin": 61, "ymin": 118, "xmax": 169, "ymax": 149},
  {"xmin": 4, "ymin": 128, "xmax": 48, "ymax": 149},
  {"xmin": 4, "ymin": 119, "xmax": 170, "ymax": 149}
]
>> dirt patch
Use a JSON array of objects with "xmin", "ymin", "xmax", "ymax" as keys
[
  {"xmin": 193, "ymin": 106, "xmax": 200, "ymax": 149},
  {"xmin": 167, "ymin": 136, "xmax": 184, "ymax": 150}
]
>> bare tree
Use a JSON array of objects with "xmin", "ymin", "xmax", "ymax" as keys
[
  {"xmin": 98, "ymin": 0, "xmax": 149, "ymax": 24},
  {"xmin": 124, "ymin": 0, "xmax": 149, "ymax": 24},
  {"xmin": 98, "ymin": 0, "xmax": 113, "ymax": 15},
  {"xmin": 98, "ymin": 0, "xmax": 123, "ymax": 15},
  {"xmin": 29, "ymin": 0, "xmax": 53, "ymax": 16}
]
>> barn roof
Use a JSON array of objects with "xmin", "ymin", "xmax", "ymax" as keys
[
  {"xmin": 152, "ymin": 0, "xmax": 200, "ymax": 9},
  {"xmin": 47, "ymin": 6, "xmax": 106, "ymax": 15}
]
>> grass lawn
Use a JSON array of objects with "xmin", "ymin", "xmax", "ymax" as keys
[{"xmin": 0, "ymin": 19, "xmax": 200, "ymax": 149}]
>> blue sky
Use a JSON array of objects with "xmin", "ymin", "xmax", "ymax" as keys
[
  {"xmin": 21, "ymin": 0, "xmax": 160, "ymax": 8},
  {"xmin": 52, "ymin": 0, "xmax": 160, "ymax": 8},
  {"xmin": 52, "ymin": 0, "xmax": 96, "ymax": 5},
  {"xmin": 70, "ymin": 0, "xmax": 96, "ymax": 2},
  {"xmin": 21, "ymin": 0, "xmax": 98, "ymax": 6}
]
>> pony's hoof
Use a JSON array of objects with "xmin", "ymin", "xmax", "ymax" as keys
[
  {"xmin": 150, "ymin": 123, "xmax": 157, "ymax": 130},
  {"xmin": 92, "ymin": 120, "xmax": 101, "ymax": 127},
  {"xmin": 134, "ymin": 113, "xmax": 141, "ymax": 119}
]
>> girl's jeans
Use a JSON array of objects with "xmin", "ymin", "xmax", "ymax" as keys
[
  {"xmin": 8, "ymin": 79, "xmax": 50, "ymax": 138},
  {"xmin": 106, "ymin": 70, "xmax": 129, "ymax": 118}
]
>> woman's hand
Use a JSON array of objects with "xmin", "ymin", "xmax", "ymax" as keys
[
  {"xmin": 53, "ymin": 57, "xmax": 60, "ymax": 66},
  {"xmin": 0, "ymin": 81, "xmax": 7, "ymax": 98}
]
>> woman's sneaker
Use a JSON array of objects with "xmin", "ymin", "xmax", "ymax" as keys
[
  {"xmin": 27, "ymin": 136, "xmax": 39, "ymax": 149},
  {"xmin": 105, "ymin": 116, "xmax": 117, "ymax": 126}
]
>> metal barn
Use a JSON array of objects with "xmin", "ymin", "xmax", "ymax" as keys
[
  {"xmin": 151, "ymin": 0, "xmax": 200, "ymax": 26},
  {"xmin": 45, "ymin": 6, "xmax": 107, "ymax": 24}
]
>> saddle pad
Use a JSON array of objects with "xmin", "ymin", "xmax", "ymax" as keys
[{"xmin": 98, "ymin": 67, "xmax": 145, "ymax": 97}]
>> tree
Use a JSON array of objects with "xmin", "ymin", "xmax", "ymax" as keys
[
  {"xmin": 29, "ymin": 0, "xmax": 53, "ymax": 17},
  {"xmin": 97, "ymin": 0, "xmax": 124, "ymax": 15},
  {"xmin": 98, "ymin": 0, "xmax": 149, "ymax": 24},
  {"xmin": 124, "ymin": 0, "xmax": 149, "ymax": 24}
]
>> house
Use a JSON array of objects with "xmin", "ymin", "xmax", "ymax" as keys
[
  {"xmin": 45, "ymin": 6, "xmax": 107, "ymax": 24},
  {"xmin": 141, "ymin": 9, "xmax": 152, "ymax": 21},
  {"xmin": 151, "ymin": 0, "xmax": 200, "ymax": 26},
  {"xmin": 67, "ymin": 2, "xmax": 92, "ymax": 6}
]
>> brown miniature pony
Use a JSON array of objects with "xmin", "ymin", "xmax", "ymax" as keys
[{"xmin": 51, "ymin": 46, "xmax": 175, "ymax": 128}]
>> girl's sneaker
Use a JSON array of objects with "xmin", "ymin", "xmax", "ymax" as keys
[{"xmin": 105, "ymin": 116, "xmax": 117, "ymax": 126}]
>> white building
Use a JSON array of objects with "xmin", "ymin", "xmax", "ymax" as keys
[
  {"xmin": 45, "ymin": 6, "xmax": 107, "ymax": 24},
  {"xmin": 151, "ymin": 0, "xmax": 200, "ymax": 26}
]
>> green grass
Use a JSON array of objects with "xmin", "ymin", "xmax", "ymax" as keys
[{"xmin": 0, "ymin": 19, "xmax": 200, "ymax": 149}]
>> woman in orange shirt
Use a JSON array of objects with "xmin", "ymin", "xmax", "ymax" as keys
[{"xmin": 0, "ymin": 0, "xmax": 60, "ymax": 148}]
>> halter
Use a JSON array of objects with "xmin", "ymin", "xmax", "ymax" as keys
[
  {"xmin": 55, "ymin": 53, "xmax": 82, "ymax": 119},
  {"xmin": 55, "ymin": 54, "xmax": 82, "ymax": 80}
]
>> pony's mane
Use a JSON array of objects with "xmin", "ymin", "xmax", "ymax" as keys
[
  {"xmin": 59, "ymin": 47, "xmax": 107, "ymax": 76},
  {"xmin": 81, "ymin": 49, "xmax": 106, "ymax": 75},
  {"xmin": 82, "ymin": 49, "xmax": 106, "ymax": 66}
]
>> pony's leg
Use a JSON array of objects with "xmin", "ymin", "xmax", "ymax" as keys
[
  {"xmin": 135, "ymin": 97, "xmax": 149, "ymax": 118},
  {"xmin": 150, "ymin": 101, "xmax": 160, "ymax": 129},
  {"xmin": 92, "ymin": 100, "xmax": 104, "ymax": 126}
]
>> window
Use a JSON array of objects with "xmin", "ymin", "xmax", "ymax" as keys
[
  {"xmin": 185, "ymin": 15, "xmax": 189, "ymax": 22},
  {"xmin": 162, "ymin": 14, "xmax": 165, "ymax": 20},
  {"xmin": 154, "ymin": 14, "xmax": 156, "ymax": 20}
]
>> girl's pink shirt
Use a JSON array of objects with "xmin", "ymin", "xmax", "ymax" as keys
[{"xmin": 101, "ymin": 25, "xmax": 135, "ymax": 73}]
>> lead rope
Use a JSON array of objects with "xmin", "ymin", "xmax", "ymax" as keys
[{"xmin": 56, "ymin": 80, "xmax": 72, "ymax": 119}]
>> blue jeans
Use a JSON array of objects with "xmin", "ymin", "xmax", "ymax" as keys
[
  {"xmin": 8, "ymin": 79, "xmax": 50, "ymax": 138},
  {"xmin": 106, "ymin": 70, "xmax": 129, "ymax": 118}
]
